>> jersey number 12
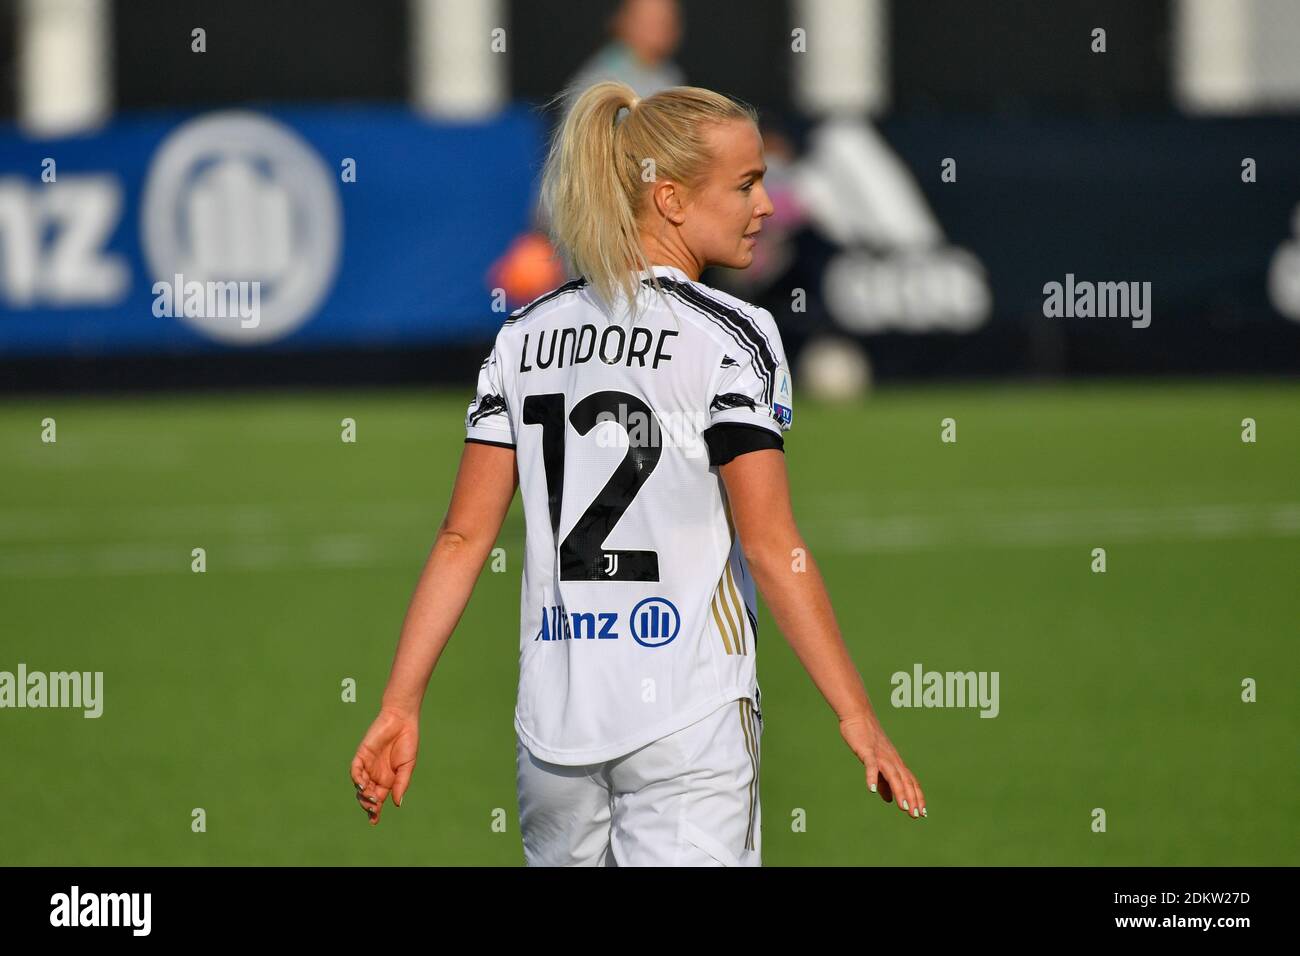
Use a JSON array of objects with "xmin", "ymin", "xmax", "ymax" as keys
[{"xmin": 523, "ymin": 390, "xmax": 661, "ymax": 582}]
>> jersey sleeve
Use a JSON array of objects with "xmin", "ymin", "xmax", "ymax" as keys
[
  {"xmin": 702, "ymin": 307, "xmax": 793, "ymax": 466},
  {"xmin": 464, "ymin": 338, "xmax": 515, "ymax": 448}
]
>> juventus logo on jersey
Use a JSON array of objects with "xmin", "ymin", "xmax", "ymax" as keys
[{"xmin": 603, "ymin": 553, "xmax": 619, "ymax": 576}]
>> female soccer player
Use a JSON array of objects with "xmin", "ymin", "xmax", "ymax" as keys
[{"xmin": 350, "ymin": 81, "xmax": 926, "ymax": 866}]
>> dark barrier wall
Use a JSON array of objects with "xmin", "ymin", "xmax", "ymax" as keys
[
  {"xmin": 890, "ymin": 0, "xmax": 1170, "ymax": 113},
  {"xmin": 114, "ymin": 0, "xmax": 409, "ymax": 108},
  {"xmin": 0, "ymin": 2, "xmax": 14, "ymax": 121}
]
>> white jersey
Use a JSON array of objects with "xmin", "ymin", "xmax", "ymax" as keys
[{"xmin": 465, "ymin": 264, "xmax": 794, "ymax": 765}]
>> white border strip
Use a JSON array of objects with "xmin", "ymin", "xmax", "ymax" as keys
[
  {"xmin": 792, "ymin": 0, "xmax": 888, "ymax": 118},
  {"xmin": 410, "ymin": 0, "xmax": 505, "ymax": 120},
  {"xmin": 18, "ymin": 0, "xmax": 111, "ymax": 136}
]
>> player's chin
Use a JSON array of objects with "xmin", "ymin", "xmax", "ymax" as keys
[{"xmin": 719, "ymin": 246, "xmax": 755, "ymax": 270}]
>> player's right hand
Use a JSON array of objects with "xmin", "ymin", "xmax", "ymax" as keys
[{"xmin": 350, "ymin": 707, "xmax": 419, "ymax": 826}]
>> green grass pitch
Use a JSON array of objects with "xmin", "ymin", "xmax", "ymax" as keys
[{"xmin": 1, "ymin": 379, "xmax": 1296, "ymax": 865}]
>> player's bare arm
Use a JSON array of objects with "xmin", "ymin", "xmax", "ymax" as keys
[
  {"xmin": 350, "ymin": 440, "xmax": 518, "ymax": 825},
  {"xmin": 719, "ymin": 448, "xmax": 927, "ymax": 820}
]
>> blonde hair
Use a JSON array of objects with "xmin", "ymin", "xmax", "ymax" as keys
[{"xmin": 540, "ymin": 81, "xmax": 759, "ymax": 319}]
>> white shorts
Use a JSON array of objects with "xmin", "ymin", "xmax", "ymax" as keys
[{"xmin": 516, "ymin": 695, "xmax": 763, "ymax": 866}]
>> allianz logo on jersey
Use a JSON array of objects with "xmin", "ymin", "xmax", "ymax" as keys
[{"xmin": 535, "ymin": 597, "xmax": 681, "ymax": 648}]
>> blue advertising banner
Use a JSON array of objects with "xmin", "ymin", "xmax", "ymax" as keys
[
  {"xmin": 0, "ymin": 106, "xmax": 543, "ymax": 357},
  {"xmin": 3, "ymin": 107, "xmax": 1298, "ymax": 376}
]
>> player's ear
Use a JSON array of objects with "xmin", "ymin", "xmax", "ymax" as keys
[{"xmin": 653, "ymin": 180, "xmax": 687, "ymax": 226}]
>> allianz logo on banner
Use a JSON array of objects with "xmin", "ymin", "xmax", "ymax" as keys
[
  {"xmin": 0, "ymin": 110, "xmax": 341, "ymax": 346},
  {"xmin": 141, "ymin": 111, "xmax": 342, "ymax": 344}
]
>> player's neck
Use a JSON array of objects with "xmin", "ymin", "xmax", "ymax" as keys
[{"xmin": 638, "ymin": 235, "xmax": 702, "ymax": 282}]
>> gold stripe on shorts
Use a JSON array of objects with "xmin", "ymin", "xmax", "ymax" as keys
[{"xmin": 738, "ymin": 698, "xmax": 760, "ymax": 851}]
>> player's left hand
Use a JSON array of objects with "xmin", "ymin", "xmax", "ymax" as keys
[
  {"xmin": 838, "ymin": 714, "xmax": 927, "ymax": 821},
  {"xmin": 350, "ymin": 707, "xmax": 420, "ymax": 826}
]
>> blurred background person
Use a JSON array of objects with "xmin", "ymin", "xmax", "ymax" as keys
[
  {"xmin": 492, "ymin": 0, "xmax": 687, "ymax": 306},
  {"xmin": 565, "ymin": 0, "xmax": 684, "ymax": 101}
]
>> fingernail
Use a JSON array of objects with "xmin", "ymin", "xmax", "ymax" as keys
[
  {"xmin": 901, "ymin": 799, "xmax": 909, "ymax": 811},
  {"xmin": 911, "ymin": 808, "xmax": 919, "ymax": 818},
  {"xmin": 869, "ymin": 784, "xmax": 877, "ymax": 793},
  {"xmin": 921, "ymin": 808, "xmax": 928, "ymax": 818}
]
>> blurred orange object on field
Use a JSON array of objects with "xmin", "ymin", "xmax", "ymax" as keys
[{"xmin": 489, "ymin": 232, "xmax": 567, "ymax": 306}]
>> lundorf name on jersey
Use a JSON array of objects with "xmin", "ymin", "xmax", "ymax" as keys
[{"xmin": 518, "ymin": 322, "xmax": 679, "ymax": 372}]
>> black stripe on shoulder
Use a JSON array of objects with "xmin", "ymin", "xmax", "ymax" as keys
[
  {"xmin": 655, "ymin": 279, "xmax": 779, "ymax": 404},
  {"xmin": 503, "ymin": 278, "xmax": 588, "ymax": 326},
  {"xmin": 673, "ymin": 281, "xmax": 780, "ymax": 395}
]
